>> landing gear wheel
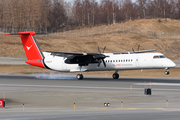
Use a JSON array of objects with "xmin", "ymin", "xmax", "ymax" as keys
[
  {"xmin": 112, "ymin": 73, "xmax": 119, "ymax": 79},
  {"xmin": 165, "ymin": 71, "xmax": 169, "ymax": 75},
  {"xmin": 76, "ymin": 74, "xmax": 83, "ymax": 80}
]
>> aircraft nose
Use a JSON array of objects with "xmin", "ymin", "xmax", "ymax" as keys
[{"xmin": 169, "ymin": 61, "xmax": 176, "ymax": 68}]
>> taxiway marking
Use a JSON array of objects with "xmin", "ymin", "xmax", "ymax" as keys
[{"xmin": 135, "ymin": 83, "xmax": 180, "ymax": 86}]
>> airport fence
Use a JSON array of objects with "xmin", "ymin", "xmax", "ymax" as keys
[{"xmin": 1, "ymin": 25, "xmax": 180, "ymax": 39}]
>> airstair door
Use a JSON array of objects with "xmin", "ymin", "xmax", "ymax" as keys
[{"xmin": 135, "ymin": 57, "xmax": 139, "ymax": 67}]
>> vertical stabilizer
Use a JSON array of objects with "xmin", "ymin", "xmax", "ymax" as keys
[
  {"xmin": 5, "ymin": 32, "xmax": 45, "ymax": 68},
  {"xmin": 19, "ymin": 32, "xmax": 43, "ymax": 60}
]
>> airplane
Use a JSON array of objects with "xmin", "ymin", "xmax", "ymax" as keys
[{"xmin": 5, "ymin": 31, "xmax": 176, "ymax": 80}]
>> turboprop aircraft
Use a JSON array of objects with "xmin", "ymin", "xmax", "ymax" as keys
[{"xmin": 5, "ymin": 31, "xmax": 176, "ymax": 80}]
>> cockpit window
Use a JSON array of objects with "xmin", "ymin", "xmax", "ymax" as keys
[
  {"xmin": 153, "ymin": 55, "xmax": 166, "ymax": 59},
  {"xmin": 159, "ymin": 55, "xmax": 166, "ymax": 58},
  {"xmin": 153, "ymin": 56, "xmax": 159, "ymax": 59}
]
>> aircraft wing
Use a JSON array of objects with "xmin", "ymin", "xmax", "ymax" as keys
[
  {"xmin": 113, "ymin": 49, "xmax": 156, "ymax": 54},
  {"xmin": 46, "ymin": 51, "xmax": 109, "ymax": 68},
  {"xmin": 133, "ymin": 49, "xmax": 156, "ymax": 53}
]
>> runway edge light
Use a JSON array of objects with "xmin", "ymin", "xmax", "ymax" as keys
[
  {"xmin": 121, "ymin": 101, "xmax": 123, "ymax": 109},
  {"xmin": 166, "ymin": 100, "xmax": 168, "ymax": 107}
]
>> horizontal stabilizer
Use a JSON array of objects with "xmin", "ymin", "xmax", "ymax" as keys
[{"xmin": 5, "ymin": 32, "xmax": 36, "ymax": 36}]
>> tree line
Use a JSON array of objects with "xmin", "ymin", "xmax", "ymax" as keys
[{"xmin": 0, "ymin": 0, "xmax": 180, "ymax": 31}]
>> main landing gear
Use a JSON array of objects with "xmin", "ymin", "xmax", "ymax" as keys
[
  {"xmin": 112, "ymin": 71, "xmax": 119, "ymax": 79},
  {"xmin": 76, "ymin": 66, "xmax": 84, "ymax": 80}
]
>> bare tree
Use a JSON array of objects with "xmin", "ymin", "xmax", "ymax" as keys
[{"xmin": 136, "ymin": 0, "xmax": 147, "ymax": 18}]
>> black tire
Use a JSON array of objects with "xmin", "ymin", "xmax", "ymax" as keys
[
  {"xmin": 80, "ymin": 74, "xmax": 83, "ymax": 79},
  {"xmin": 165, "ymin": 71, "xmax": 169, "ymax": 75},
  {"xmin": 76, "ymin": 74, "xmax": 83, "ymax": 80},
  {"xmin": 112, "ymin": 73, "xmax": 119, "ymax": 79},
  {"xmin": 116, "ymin": 74, "xmax": 119, "ymax": 79}
]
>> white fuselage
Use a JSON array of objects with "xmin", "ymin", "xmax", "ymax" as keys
[{"xmin": 42, "ymin": 52, "xmax": 176, "ymax": 72}]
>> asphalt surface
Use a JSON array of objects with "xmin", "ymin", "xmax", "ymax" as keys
[
  {"xmin": 0, "ymin": 57, "xmax": 27, "ymax": 65},
  {"xmin": 0, "ymin": 75, "xmax": 180, "ymax": 120}
]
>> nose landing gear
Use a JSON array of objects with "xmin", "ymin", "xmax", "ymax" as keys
[
  {"xmin": 165, "ymin": 70, "xmax": 169, "ymax": 75},
  {"xmin": 165, "ymin": 68, "xmax": 170, "ymax": 75}
]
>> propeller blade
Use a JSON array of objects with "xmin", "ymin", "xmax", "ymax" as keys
[
  {"xmin": 97, "ymin": 60, "xmax": 101, "ymax": 68},
  {"xmin": 102, "ymin": 59, "xmax": 106, "ymax": 68},
  {"xmin": 102, "ymin": 46, "xmax": 106, "ymax": 53},
  {"xmin": 98, "ymin": 46, "xmax": 101, "ymax": 54},
  {"xmin": 132, "ymin": 48, "xmax": 135, "ymax": 52},
  {"xmin": 138, "ymin": 45, "xmax": 140, "ymax": 51}
]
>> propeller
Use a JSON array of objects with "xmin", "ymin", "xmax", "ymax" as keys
[
  {"xmin": 132, "ymin": 48, "xmax": 135, "ymax": 52},
  {"xmin": 138, "ymin": 45, "xmax": 140, "ymax": 51},
  {"xmin": 95, "ymin": 46, "xmax": 108, "ymax": 69},
  {"xmin": 132, "ymin": 45, "xmax": 140, "ymax": 53},
  {"xmin": 102, "ymin": 46, "xmax": 106, "ymax": 53}
]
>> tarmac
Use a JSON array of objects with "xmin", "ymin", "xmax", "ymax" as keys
[{"xmin": 0, "ymin": 75, "xmax": 179, "ymax": 120}]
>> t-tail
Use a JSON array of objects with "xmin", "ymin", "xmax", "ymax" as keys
[{"xmin": 5, "ymin": 32, "xmax": 46, "ymax": 68}]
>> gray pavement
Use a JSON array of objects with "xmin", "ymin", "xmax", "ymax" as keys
[
  {"xmin": 0, "ymin": 75, "xmax": 179, "ymax": 119},
  {"xmin": 174, "ymin": 61, "xmax": 180, "ymax": 67},
  {"xmin": 0, "ymin": 57, "xmax": 27, "ymax": 65}
]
